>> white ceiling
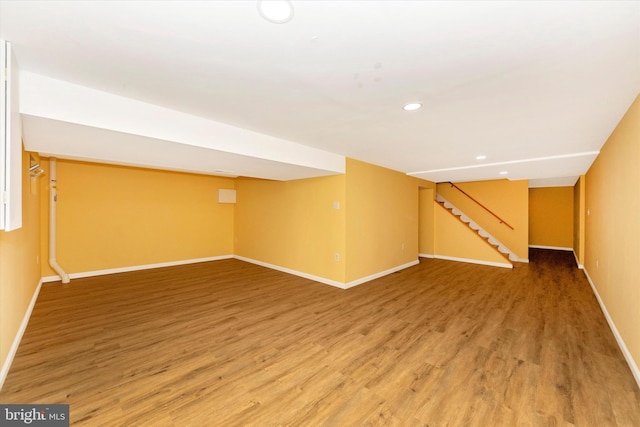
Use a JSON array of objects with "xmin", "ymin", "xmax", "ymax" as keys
[{"xmin": 1, "ymin": 1, "xmax": 639, "ymax": 186}]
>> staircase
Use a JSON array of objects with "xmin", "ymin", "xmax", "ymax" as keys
[{"xmin": 436, "ymin": 193, "xmax": 519, "ymax": 263}]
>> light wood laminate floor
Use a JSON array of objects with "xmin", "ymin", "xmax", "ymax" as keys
[{"xmin": 2, "ymin": 249, "xmax": 639, "ymax": 426}]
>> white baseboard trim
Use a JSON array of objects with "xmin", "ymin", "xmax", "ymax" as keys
[
  {"xmin": 583, "ymin": 268, "xmax": 640, "ymax": 390},
  {"xmin": 344, "ymin": 260, "xmax": 420, "ymax": 289},
  {"xmin": 40, "ymin": 254, "xmax": 422, "ymax": 290},
  {"xmin": 529, "ymin": 245, "xmax": 573, "ymax": 251},
  {"xmin": 433, "ymin": 255, "xmax": 513, "ymax": 269},
  {"xmin": 41, "ymin": 255, "xmax": 234, "ymax": 283},
  {"xmin": 0, "ymin": 280, "xmax": 43, "ymax": 391},
  {"xmin": 233, "ymin": 256, "xmax": 420, "ymax": 289},
  {"xmin": 428, "ymin": 254, "xmax": 529, "ymax": 268},
  {"xmin": 233, "ymin": 255, "xmax": 347, "ymax": 289},
  {"xmin": 573, "ymin": 251, "xmax": 584, "ymax": 269}
]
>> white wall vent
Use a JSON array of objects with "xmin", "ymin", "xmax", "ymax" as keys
[{"xmin": 217, "ymin": 189, "xmax": 236, "ymax": 204}]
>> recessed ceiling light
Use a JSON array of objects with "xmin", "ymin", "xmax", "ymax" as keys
[
  {"xmin": 403, "ymin": 102, "xmax": 422, "ymax": 111},
  {"xmin": 257, "ymin": 0, "xmax": 294, "ymax": 24},
  {"xmin": 499, "ymin": 171, "xmax": 508, "ymax": 175},
  {"xmin": 475, "ymin": 155, "xmax": 487, "ymax": 160}
]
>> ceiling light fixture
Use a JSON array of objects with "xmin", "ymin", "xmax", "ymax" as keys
[
  {"xmin": 257, "ymin": 0, "xmax": 295, "ymax": 24},
  {"xmin": 475, "ymin": 155, "xmax": 487, "ymax": 160},
  {"xmin": 403, "ymin": 102, "xmax": 422, "ymax": 111},
  {"xmin": 499, "ymin": 171, "xmax": 508, "ymax": 175}
]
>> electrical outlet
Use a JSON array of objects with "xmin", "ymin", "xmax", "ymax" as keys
[
  {"xmin": 335, "ymin": 253, "xmax": 340, "ymax": 262},
  {"xmin": 596, "ymin": 259, "xmax": 599, "ymax": 270},
  {"xmin": 401, "ymin": 243, "xmax": 405, "ymax": 251}
]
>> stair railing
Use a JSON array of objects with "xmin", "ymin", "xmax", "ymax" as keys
[{"xmin": 447, "ymin": 182, "xmax": 514, "ymax": 230}]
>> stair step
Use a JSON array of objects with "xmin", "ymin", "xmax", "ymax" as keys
[{"xmin": 436, "ymin": 192, "xmax": 516, "ymax": 266}]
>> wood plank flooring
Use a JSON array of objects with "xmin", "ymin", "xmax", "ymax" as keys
[{"xmin": 1, "ymin": 249, "xmax": 639, "ymax": 426}]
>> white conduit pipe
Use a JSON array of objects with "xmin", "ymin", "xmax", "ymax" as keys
[{"xmin": 49, "ymin": 158, "xmax": 70, "ymax": 284}]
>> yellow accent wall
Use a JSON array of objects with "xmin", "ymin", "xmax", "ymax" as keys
[
  {"xmin": 529, "ymin": 187, "xmax": 574, "ymax": 249},
  {"xmin": 39, "ymin": 159, "xmax": 235, "ymax": 277},
  {"xmin": 585, "ymin": 93, "xmax": 640, "ymax": 374},
  {"xmin": 0, "ymin": 149, "xmax": 41, "ymax": 373},
  {"xmin": 419, "ymin": 188, "xmax": 435, "ymax": 256},
  {"xmin": 573, "ymin": 176, "xmax": 586, "ymax": 266},
  {"xmin": 344, "ymin": 159, "xmax": 428, "ymax": 282},
  {"xmin": 434, "ymin": 202, "xmax": 510, "ymax": 265},
  {"xmin": 234, "ymin": 175, "xmax": 346, "ymax": 283},
  {"xmin": 436, "ymin": 179, "xmax": 529, "ymax": 261},
  {"xmin": 234, "ymin": 159, "xmax": 433, "ymax": 285}
]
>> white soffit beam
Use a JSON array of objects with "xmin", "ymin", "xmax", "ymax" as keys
[
  {"xmin": 19, "ymin": 71, "xmax": 345, "ymax": 178},
  {"xmin": 21, "ymin": 115, "xmax": 340, "ymax": 181},
  {"xmin": 408, "ymin": 151, "xmax": 598, "ymax": 184},
  {"xmin": 528, "ymin": 176, "xmax": 580, "ymax": 188}
]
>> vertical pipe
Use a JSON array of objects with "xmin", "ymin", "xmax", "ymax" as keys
[{"xmin": 49, "ymin": 158, "xmax": 70, "ymax": 284}]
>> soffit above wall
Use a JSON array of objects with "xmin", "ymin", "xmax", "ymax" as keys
[{"xmin": 19, "ymin": 72, "xmax": 345, "ymax": 181}]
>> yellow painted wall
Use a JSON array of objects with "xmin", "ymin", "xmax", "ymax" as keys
[
  {"xmin": 235, "ymin": 159, "xmax": 432, "ymax": 285},
  {"xmin": 434, "ymin": 203, "xmax": 511, "ymax": 265},
  {"xmin": 344, "ymin": 159, "xmax": 427, "ymax": 282},
  {"xmin": 436, "ymin": 179, "xmax": 529, "ymax": 261},
  {"xmin": 529, "ymin": 187, "xmax": 574, "ymax": 249},
  {"xmin": 234, "ymin": 174, "xmax": 346, "ymax": 283},
  {"xmin": 585, "ymin": 94, "xmax": 640, "ymax": 374},
  {"xmin": 0, "ymin": 149, "xmax": 41, "ymax": 372},
  {"xmin": 573, "ymin": 176, "xmax": 586, "ymax": 266},
  {"xmin": 39, "ymin": 159, "xmax": 235, "ymax": 277},
  {"xmin": 419, "ymin": 188, "xmax": 435, "ymax": 256}
]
